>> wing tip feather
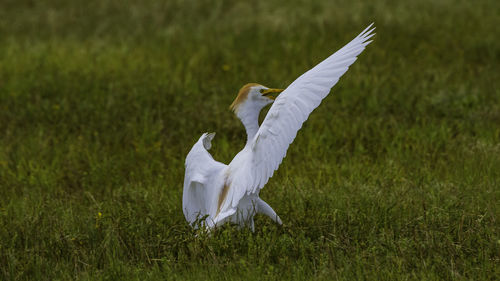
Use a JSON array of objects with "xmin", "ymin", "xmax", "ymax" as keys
[
  {"xmin": 363, "ymin": 39, "xmax": 374, "ymax": 47},
  {"xmin": 359, "ymin": 23, "xmax": 376, "ymax": 39}
]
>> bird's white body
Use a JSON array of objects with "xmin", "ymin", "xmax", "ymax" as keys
[
  {"xmin": 183, "ymin": 133, "xmax": 281, "ymax": 230},
  {"xmin": 183, "ymin": 24, "xmax": 375, "ymax": 230}
]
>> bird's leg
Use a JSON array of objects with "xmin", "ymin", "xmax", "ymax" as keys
[{"xmin": 256, "ymin": 198, "xmax": 282, "ymax": 225}]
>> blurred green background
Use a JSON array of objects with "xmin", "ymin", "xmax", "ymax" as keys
[{"xmin": 0, "ymin": 0, "xmax": 499, "ymax": 280}]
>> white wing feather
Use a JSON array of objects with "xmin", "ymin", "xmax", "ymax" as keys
[
  {"xmin": 223, "ymin": 24, "xmax": 375, "ymax": 211},
  {"xmin": 183, "ymin": 133, "xmax": 226, "ymax": 224}
]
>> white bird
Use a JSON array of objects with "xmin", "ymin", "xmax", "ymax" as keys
[{"xmin": 183, "ymin": 24, "xmax": 375, "ymax": 230}]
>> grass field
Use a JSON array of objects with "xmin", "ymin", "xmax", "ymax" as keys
[{"xmin": 1, "ymin": 0, "xmax": 499, "ymax": 280}]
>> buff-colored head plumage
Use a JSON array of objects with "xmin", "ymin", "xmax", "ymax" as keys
[{"xmin": 229, "ymin": 83, "xmax": 262, "ymax": 112}]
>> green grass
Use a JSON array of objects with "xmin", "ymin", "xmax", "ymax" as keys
[{"xmin": 1, "ymin": 0, "xmax": 499, "ymax": 280}]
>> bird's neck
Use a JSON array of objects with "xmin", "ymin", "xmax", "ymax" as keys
[{"xmin": 236, "ymin": 105, "xmax": 261, "ymax": 146}]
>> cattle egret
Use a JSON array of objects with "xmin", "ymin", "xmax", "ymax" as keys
[{"xmin": 183, "ymin": 24, "xmax": 375, "ymax": 230}]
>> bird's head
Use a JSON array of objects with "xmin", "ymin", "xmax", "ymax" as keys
[{"xmin": 229, "ymin": 83, "xmax": 284, "ymax": 114}]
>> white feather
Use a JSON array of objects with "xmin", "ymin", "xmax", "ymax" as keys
[
  {"xmin": 226, "ymin": 24, "xmax": 375, "ymax": 212},
  {"xmin": 182, "ymin": 24, "xmax": 375, "ymax": 229}
]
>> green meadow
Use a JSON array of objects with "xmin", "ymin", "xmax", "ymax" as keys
[{"xmin": 0, "ymin": 0, "xmax": 499, "ymax": 280}]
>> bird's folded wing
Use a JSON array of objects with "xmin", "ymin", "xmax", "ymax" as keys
[{"xmin": 224, "ymin": 24, "xmax": 375, "ymax": 209}]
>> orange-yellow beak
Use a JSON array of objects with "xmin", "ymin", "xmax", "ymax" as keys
[{"xmin": 260, "ymin": 88, "xmax": 284, "ymax": 100}]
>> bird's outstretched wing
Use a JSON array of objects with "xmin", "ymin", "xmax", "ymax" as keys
[
  {"xmin": 223, "ymin": 24, "xmax": 375, "ymax": 210},
  {"xmin": 183, "ymin": 133, "xmax": 226, "ymax": 224}
]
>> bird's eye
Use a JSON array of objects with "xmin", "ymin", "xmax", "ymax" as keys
[{"xmin": 259, "ymin": 89, "xmax": 265, "ymax": 93}]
